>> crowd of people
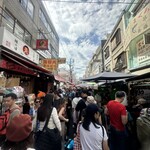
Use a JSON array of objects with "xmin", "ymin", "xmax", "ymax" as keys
[{"xmin": 0, "ymin": 87, "xmax": 149, "ymax": 150}]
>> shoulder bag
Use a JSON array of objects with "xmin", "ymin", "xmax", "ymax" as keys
[
  {"xmin": 34, "ymin": 107, "xmax": 61, "ymax": 150},
  {"xmin": 73, "ymin": 123, "xmax": 82, "ymax": 150}
]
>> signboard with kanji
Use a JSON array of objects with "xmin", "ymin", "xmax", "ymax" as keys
[{"xmin": 42, "ymin": 59, "xmax": 58, "ymax": 72}]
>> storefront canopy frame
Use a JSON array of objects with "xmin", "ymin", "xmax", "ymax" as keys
[
  {"xmin": 1, "ymin": 48, "xmax": 51, "ymax": 74},
  {"xmin": 126, "ymin": 72, "xmax": 150, "ymax": 81},
  {"xmin": 81, "ymin": 71, "xmax": 136, "ymax": 81},
  {"xmin": 54, "ymin": 75, "xmax": 66, "ymax": 83}
]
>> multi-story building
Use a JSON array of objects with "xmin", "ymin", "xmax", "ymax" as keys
[
  {"xmin": 102, "ymin": 12, "xmax": 128, "ymax": 73},
  {"xmin": 123, "ymin": 0, "xmax": 150, "ymax": 75},
  {"xmin": 103, "ymin": 35, "xmax": 112, "ymax": 72},
  {"xmin": 110, "ymin": 16, "xmax": 127, "ymax": 72},
  {"xmin": 0, "ymin": 0, "xmax": 59, "ymax": 93},
  {"xmin": 84, "ymin": 45, "xmax": 103, "ymax": 77}
]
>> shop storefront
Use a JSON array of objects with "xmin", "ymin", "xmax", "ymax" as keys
[
  {"xmin": 0, "ymin": 27, "xmax": 54, "ymax": 94},
  {"xmin": 124, "ymin": 3, "xmax": 150, "ymax": 75},
  {"xmin": 127, "ymin": 72, "xmax": 150, "ymax": 106}
]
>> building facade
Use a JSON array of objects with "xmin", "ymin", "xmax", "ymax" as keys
[
  {"xmin": 110, "ymin": 16, "xmax": 127, "ymax": 72},
  {"xmin": 103, "ymin": 35, "xmax": 113, "ymax": 72},
  {"xmin": 0, "ymin": 0, "xmax": 59, "ymax": 59},
  {"xmin": 0, "ymin": 0, "xmax": 59, "ymax": 93},
  {"xmin": 84, "ymin": 0, "xmax": 150, "ymax": 77},
  {"xmin": 84, "ymin": 45, "xmax": 103, "ymax": 77},
  {"xmin": 123, "ymin": 0, "xmax": 150, "ymax": 75}
]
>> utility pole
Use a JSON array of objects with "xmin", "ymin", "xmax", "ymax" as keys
[{"xmin": 68, "ymin": 58, "xmax": 74, "ymax": 83}]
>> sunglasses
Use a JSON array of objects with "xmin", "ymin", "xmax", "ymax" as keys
[{"xmin": 35, "ymin": 101, "xmax": 40, "ymax": 103}]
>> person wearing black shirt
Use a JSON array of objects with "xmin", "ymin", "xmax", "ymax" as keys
[
  {"xmin": 23, "ymin": 96, "xmax": 30, "ymax": 114},
  {"xmin": 75, "ymin": 90, "xmax": 88, "ymax": 123}
]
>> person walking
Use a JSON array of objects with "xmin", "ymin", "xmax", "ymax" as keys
[
  {"xmin": 2, "ymin": 114, "xmax": 33, "ymax": 150},
  {"xmin": 106, "ymin": 91, "xmax": 128, "ymax": 150},
  {"xmin": 53, "ymin": 91, "xmax": 62, "ymax": 111},
  {"xmin": 75, "ymin": 104, "xmax": 109, "ymax": 150},
  {"xmin": 4, "ymin": 93, "xmax": 21, "ymax": 123},
  {"xmin": 72, "ymin": 92, "xmax": 82, "ymax": 124},
  {"xmin": 75, "ymin": 90, "xmax": 88, "ymax": 123},
  {"xmin": 58, "ymin": 100, "xmax": 69, "ymax": 141},
  {"xmin": 33, "ymin": 94, "xmax": 61, "ymax": 150},
  {"xmin": 0, "ymin": 93, "xmax": 21, "ymax": 146}
]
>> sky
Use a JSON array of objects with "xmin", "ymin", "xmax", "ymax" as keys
[{"xmin": 43, "ymin": 0, "xmax": 132, "ymax": 78}]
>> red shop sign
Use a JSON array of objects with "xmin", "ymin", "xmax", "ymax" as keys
[
  {"xmin": 0, "ymin": 59, "xmax": 36, "ymax": 75},
  {"xmin": 36, "ymin": 39, "xmax": 48, "ymax": 50}
]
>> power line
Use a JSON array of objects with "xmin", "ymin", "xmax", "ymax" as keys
[{"xmin": 42, "ymin": 0, "xmax": 150, "ymax": 4}]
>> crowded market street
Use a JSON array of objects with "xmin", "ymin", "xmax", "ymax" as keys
[{"xmin": 0, "ymin": 0, "xmax": 150, "ymax": 150}]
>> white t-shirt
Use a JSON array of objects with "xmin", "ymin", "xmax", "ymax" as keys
[
  {"xmin": 80, "ymin": 123, "xmax": 108, "ymax": 150},
  {"xmin": 33, "ymin": 107, "xmax": 61, "ymax": 132},
  {"xmin": 72, "ymin": 97, "xmax": 82, "ymax": 109}
]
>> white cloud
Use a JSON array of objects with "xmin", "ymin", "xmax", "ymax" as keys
[{"xmin": 43, "ymin": 0, "xmax": 131, "ymax": 78}]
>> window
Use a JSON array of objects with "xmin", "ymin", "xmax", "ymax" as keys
[
  {"xmin": 116, "ymin": 29, "xmax": 121, "ymax": 44},
  {"xmin": 15, "ymin": 23, "xmax": 24, "ymax": 40},
  {"xmin": 27, "ymin": 0, "xmax": 34, "ymax": 18},
  {"xmin": 111, "ymin": 28, "xmax": 121, "ymax": 50},
  {"xmin": 14, "ymin": 22, "xmax": 32, "ymax": 45},
  {"xmin": 143, "ymin": 33, "xmax": 150, "ymax": 44},
  {"xmin": 104, "ymin": 46, "xmax": 110, "ymax": 59},
  {"xmin": 2, "ymin": 8, "xmax": 32, "ymax": 45},
  {"xmin": 19, "ymin": 0, "xmax": 34, "ymax": 18},
  {"xmin": 3, "ymin": 9, "xmax": 15, "ymax": 33},
  {"xmin": 39, "ymin": 9, "xmax": 48, "ymax": 28},
  {"xmin": 114, "ymin": 52, "xmax": 126, "ymax": 71},
  {"xmin": 39, "ymin": 9, "xmax": 59, "ymax": 43},
  {"xmin": 24, "ymin": 30, "xmax": 32, "ymax": 45},
  {"xmin": 20, "ymin": 0, "xmax": 27, "ymax": 9}
]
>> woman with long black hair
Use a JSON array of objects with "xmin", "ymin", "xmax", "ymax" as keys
[
  {"xmin": 34, "ymin": 94, "xmax": 61, "ymax": 150},
  {"xmin": 79, "ymin": 104, "xmax": 109, "ymax": 150}
]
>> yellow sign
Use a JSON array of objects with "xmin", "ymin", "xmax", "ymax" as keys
[{"xmin": 42, "ymin": 59, "xmax": 58, "ymax": 72}]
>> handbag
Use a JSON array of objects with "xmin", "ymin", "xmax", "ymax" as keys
[
  {"xmin": 73, "ymin": 123, "xmax": 82, "ymax": 150},
  {"xmin": 34, "ymin": 107, "xmax": 61, "ymax": 150}
]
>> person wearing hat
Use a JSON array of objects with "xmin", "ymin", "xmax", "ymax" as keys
[
  {"xmin": 86, "ymin": 96, "xmax": 97, "ymax": 105},
  {"xmin": 2, "ymin": 114, "xmax": 33, "ymax": 150},
  {"xmin": 77, "ymin": 104, "xmax": 109, "ymax": 150},
  {"xmin": 37, "ymin": 91, "xmax": 46, "ymax": 99}
]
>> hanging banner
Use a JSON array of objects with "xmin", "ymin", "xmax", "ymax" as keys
[
  {"xmin": 42, "ymin": 59, "xmax": 58, "ymax": 72},
  {"xmin": 36, "ymin": 39, "xmax": 48, "ymax": 50}
]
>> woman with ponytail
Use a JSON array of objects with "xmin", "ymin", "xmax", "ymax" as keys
[{"xmin": 79, "ymin": 104, "xmax": 109, "ymax": 150}]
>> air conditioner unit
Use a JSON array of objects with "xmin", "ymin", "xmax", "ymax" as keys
[{"xmin": 143, "ymin": 33, "xmax": 150, "ymax": 45}]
